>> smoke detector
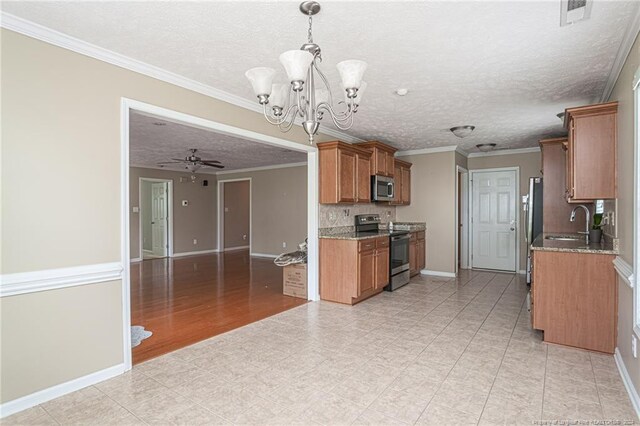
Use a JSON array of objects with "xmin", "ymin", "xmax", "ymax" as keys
[{"xmin": 560, "ymin": 0, "xmax": 592, "ymax": 26}]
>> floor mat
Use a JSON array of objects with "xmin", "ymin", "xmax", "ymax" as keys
[{"xmin": 131, "ymin": 325, "xmax": 152, "ymax": 347}]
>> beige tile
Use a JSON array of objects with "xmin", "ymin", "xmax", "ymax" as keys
[
  {"xmin": 303, "ymin": 392, "xmax": 366, "ymax": 425},
  {"xmin": 479, "ymin": 392, "xmax": 541, "ymax": 425},
  {"xmin": 416, "ymin": 401, "xmax": 480, "ymax": 425},
  {"xmin": 369, "ymin": 387, "xmax": 433, "ymax": 424},
  {"xmin": 542, "ymin": 396, "xmax": 603, "ymax": 421},
  {"xmin": 544, "ymin": 374, "xmax": 600, "ymax": 403},
  {"xmin": 1, "ymin": 406, "xmax": 58, "ymax": 425},
  {"xmin": 125, "ymin": 387, "xmax": 202, "ymax": 424},
  {"xmin": 353, "ymin": 408, "xmax": 410, "ymax": 425},
  {"xmin": 41, "ymin": 386, "xmax": 136, "ymax": 425},
  {"xmin": 96, "ymin": 369, "xmax": 168, "ymax": 407}
]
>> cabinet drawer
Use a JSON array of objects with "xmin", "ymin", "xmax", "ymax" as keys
[
  {"xmin": 376, "ymin": 237, "xmax": 390, "ymax": 248},
  {"xmin": 358, "ymin": 240, "xmax": 376, "ymax": 252},
  {"xmin": 416, "ymin": 231, "xmax": 425, "ymax": 241}
]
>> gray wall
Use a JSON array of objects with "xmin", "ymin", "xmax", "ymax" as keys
[
  {"xmin": 219, "ymin": 165, "xmax": 307, "ymax": 256},
  {"xmin": 223, "ymin": 180, "xmax": 250, "ymax": 249},
  {"xmin": 612, "ymin": 32, "xmax": 640, "ymax": 403},
  {"xmin": 130, "ymin": 167, "xmax": 217, "ymax": 258}
]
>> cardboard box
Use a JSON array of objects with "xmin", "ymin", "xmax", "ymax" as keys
[{"xmin": 283, "ymin": 263, "xmax": 307, "ymax": 299}]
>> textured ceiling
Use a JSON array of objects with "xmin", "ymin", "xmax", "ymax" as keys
[
  {"xmin": 129, "ymin": 111, "xmax": 307, "ymax": 174},
  {"xmin": 3, "ymin": 1, "xmax": 638, "ymax": 151}
]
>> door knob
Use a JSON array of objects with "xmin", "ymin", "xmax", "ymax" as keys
[{"xmin": 510, "ymin": 227, "xmax": 515, "ymax": 231}]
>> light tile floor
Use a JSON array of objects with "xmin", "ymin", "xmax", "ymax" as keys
[{"xmin": 4, "ymin": 270, "xmax": 638, "ymax": 425}]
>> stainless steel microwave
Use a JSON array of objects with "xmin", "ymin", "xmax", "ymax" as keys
[{"xmin": 372, "ymin": 175, "xmax": 395, "ymax": 201}]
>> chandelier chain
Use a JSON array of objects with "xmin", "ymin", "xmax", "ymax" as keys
[{"xmin": 307, "ymin": 14, "xmax": 313, "ymax": 43}]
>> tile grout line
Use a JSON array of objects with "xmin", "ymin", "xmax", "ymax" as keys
[
  {"xmin": 540, "ymin": 339, "xmax": 549, "ymax": 422},
  {"xmin": 475, "ymin": 275, "xmax": 528, "ymax": 424},
  {"xmin": 588, "ymin": 352, "xmax": 606, "ymax": 419},
  {"xmin": 409, "ymin": 273, "xmax": 516, "ymax": 425},
  {"xmin": 92, "ymin": 384, "xmax": 151, "ymax": 425}
]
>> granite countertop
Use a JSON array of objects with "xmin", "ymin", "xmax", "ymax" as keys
[
  {"xmin": 319, "ymin": 222, "xmax": 427, "ymax": 241},
  {"xmin": 531, "ymin": 233, "xmax": 618, "ymax": 255}
]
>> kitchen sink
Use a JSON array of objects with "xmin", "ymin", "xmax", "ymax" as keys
[{"xmin": 544, "ymin": 235, "xmax": 584, "ymax": 241}]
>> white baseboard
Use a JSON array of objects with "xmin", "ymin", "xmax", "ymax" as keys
[
  {"xmin": 518, "ymin": 270, "xmax": 526, "ymax": 275},
  {"xmin": 0, "ymin": 262, "xmax": 123, "ymax": 298},
  {"xmin": 614, "ymin": 348, "xmax": 640, "ymax": 421},
  {"xmin": 172, "ymin": 249, "xmax": 219, "ymax": 258},
  {"xmin": 0, "ymin": 363, "xmax": 126, "ymax": 419},
  {"xmin": 420, "ymin": 269, "xmax": 456, "ymax": 278},
  {"xmin": 223, "ymin": 245, "xmax": 250, "ymax": 252},
  {"xmin": 142, "ymin": 249, "xmax": 153, "ymax": 255},
  {"xmin": 130, "ymin": 257, "xmax": 142, "ymax": 263},
  {"xmin": 251, "ymin": 253, "xmax": 279, "ymax": 259}
]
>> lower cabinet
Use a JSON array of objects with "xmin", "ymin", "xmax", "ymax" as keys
[
  {"xmin": 320, "ymin": 236, "xmax": 389, "ymax": 305},
  {"xmin": 409, "ymin": 231, "xmax": 426, "ymax": 276},
  {"xmin": 531, "ymin": 250, "xmax": 617, "ymax": 353}
]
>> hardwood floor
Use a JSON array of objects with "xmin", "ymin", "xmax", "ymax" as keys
[{"xmin": 130, "ymin": 250, "xmax": 307, "ymax": 364}]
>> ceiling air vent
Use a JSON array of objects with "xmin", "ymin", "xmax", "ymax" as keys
[{"xmin": 560, "ymin": 0, "xmax": 592, "ymax": 26}]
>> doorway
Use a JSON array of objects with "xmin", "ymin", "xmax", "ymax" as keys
[
  {"xmin": 139, "ymin": 178, "xmax": 172, "ymax": 259},
  {"xmin": 470, "ymin": 168, "xmax": 519, "ymax": 272},
  {"xmin": 218, "ymin": 178, "xmax": 251, "ymax": 252},
  {"xmin": 456, "ymin": 166, "xmax": 469, "ymax": 273}
]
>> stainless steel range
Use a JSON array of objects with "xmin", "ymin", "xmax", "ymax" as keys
[{"xmin": 354, "ymin": 214, "xmax": 410, "ymax": 291}]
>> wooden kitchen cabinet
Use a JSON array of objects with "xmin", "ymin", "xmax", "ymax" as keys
[
  {"xmin": 318, "ymin": 141, "xmax": 371, "ymax": 204},
  {"xmin": 531, "ymin": 250, "xmax": 617, "ymax": 353},
  {"xmin": 539, "ymin": 138, "xmax": 583, "ymax": 234},
  {"xmin": 409, "ymin": 231, "xmax": 425, "ymax": 276},
  {"xmin": 354, "ymin": 141, "xmax": 397, "ymax": 177},
  {"xmin": 320, "ymin": 236, "xmax": 389, "ymax": 305},
  {"xmin": 563, "ymin": 101, "xmax": 618, "ymax": 201},
  {"xmin": 391, "ymin": 159, "xmax": 412, "ymax": 205}
]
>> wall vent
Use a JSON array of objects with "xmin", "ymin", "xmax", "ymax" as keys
[{"xmin": 560, "ymin": 0, "xmax": 592, "ymax": 26}]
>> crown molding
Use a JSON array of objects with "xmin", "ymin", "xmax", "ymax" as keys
[
  {"xmin": 215, "ymin": 161, "xmax": 307, "ymax": 175},
  {"xmin": 395, "ymin": 145, "xmax": 467, "ymax": 157},
  {"xmin": 0, "ymin": 12, "xmax": 364, "ymax": 144},
  {"xmin": 601, "ymin": 2, "xmax": 640, "ymax": 102},
  {"xmin": 467, "ymin": 146, "xmax": 540, "ymax": 158}
]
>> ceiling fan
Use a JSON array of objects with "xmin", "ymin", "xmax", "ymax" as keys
[{"xmin": 157, "ymin": 149, "xmax": 224, "ymax": 172}]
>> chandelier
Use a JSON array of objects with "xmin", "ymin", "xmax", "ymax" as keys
[{"xmin": 245, "ymin": 1, "xmax": 367, "ymax": 144}]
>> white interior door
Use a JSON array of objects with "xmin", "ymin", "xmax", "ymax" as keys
[
  {"xmin": 151, "ymin": 182, "xmax": 168, "ymax": 257},
  {"xmin": 471, "ymin": 170, "xmax": 517, "ymax": 271}
]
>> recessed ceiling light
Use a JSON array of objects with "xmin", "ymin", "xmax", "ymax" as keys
[
  {"xmin": 450, "ymin": 125, "xmax": 475, "ymax": 138},
  {"xmin": 153, "ymin": 121, "xmax": 167, "ymax": 126},
  {"xmin": 476, "ymin": 143, "xmax": 497, "ymax": 152},
  {"xmin": 395, "ymin": 88, "xmax": 409, "ymax": 96}
]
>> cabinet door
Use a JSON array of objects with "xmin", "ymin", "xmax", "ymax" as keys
[
  {"xmin": 375, "ymin": 247, "xmax": 390, "ymax": 289},
  {"xmin": 566, "ymin": 120, "xmax": 575, "ymax": 200},
  {"xmin": 338, "ymin": 150, "xmax": 356, "ymax": 203},
  {"xmin": 401, "ymin": 167, "xmax": 411, "ymax": 205},
  {"xmin": 358, "ymin": 249, "xmax": 375, "ymax": 295},
  {"xmin": 417, "ymin": 240, "xmax": 425, "ymax": 270},
  {"xmin": 409, "ymin": 237, "xmax": 417, "ymax": 276},
  {"xmin": 386, "ymin": 153, "xmax": 396, "ymax": 177},
  {"xmin": 356, "ymin": 154, "xmax": 371, "ymax": 203},
  {"xmin": 391, "ymin": 163, "xmax": 402, "ymax": 205},
  {"xmin": 374, "ymin": 150, "xmax": 386, "ymax": 176}
]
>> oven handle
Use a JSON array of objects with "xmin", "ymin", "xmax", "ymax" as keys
[{"xmin": 391, "ymin": 234, "xmax": 410, "ymax": 241}]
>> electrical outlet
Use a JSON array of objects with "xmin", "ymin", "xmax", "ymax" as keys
[
  {"xmin": 193, "ymin": 239, "xmax": 198, "ymax": 245},
  {"xmin": 182, "ymin": 200, "xmax": 188, "ymax": 207},
  {"xmin": 633, "ymin": 336, "xmax": 638, "ymax": 358},
  {"xmin": 282, "ymin": 242, "xmax": 287, "ymax": 248},
  {"xmin": 611, "ymin": 212, "xmax": 615, "ymax": 227}
]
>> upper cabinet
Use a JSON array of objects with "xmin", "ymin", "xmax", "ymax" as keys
[
  {"xmin": 318, "ymin": 141, "xmax": 371, "ymax": 204},
  {"xmin": 354, "ymin": 141, "xmax": 397, "ymax": 177},
  {"xmin": 391, "ymin": 159, "xmax": 412, "ymax": 205},
  {"xmin": 563, "ymin": 101, "xmax": 618, "ymax": 201}
]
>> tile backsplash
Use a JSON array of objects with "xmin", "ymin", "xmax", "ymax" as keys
[{"xmin": 319, "ymin": 204, "xmax": 396, "ymax": 228}]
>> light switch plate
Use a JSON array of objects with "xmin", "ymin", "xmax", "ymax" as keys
[{"xmin": 132, "ymin": 206, "xmax": 139, "ymax": 213}]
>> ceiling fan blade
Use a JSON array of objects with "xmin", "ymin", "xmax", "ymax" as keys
[
  {"xmin": 199, "ymin": 159, "xmax": 221, "ymax": 164},
  {"xmin": 201, "ymin": 162, "xmax": 224, "ymax": 168},
  {"xmin": 171, "ymin": 158, "xmax": 187, "ymax": 162},
  {"xmin": 157, "ymin": 161, "xmax": 183, "ymax": 165}
]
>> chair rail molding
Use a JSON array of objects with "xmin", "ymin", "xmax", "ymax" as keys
[
  {"xmin": 614, "ymin": 256, "xmax": 634, "ymax": 288},
  {"xmin": 0, "ymin": 262, "xmax": 123, "ymax": 297}
]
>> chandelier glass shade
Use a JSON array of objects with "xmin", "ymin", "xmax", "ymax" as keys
[{"xmin": 245, "ymin": 1, "xmax": 367, "ymax": 144}]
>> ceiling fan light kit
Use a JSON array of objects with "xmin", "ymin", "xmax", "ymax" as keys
[
  {"xmin": 245, "ymin": 1, "xmax": 367, "ymax": 144},
  {"xmin": 157, "ymin": 148, "xmax": 224, "ymax": 171}
]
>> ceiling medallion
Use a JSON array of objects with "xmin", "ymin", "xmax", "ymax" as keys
[{"xmin": 245, "ymin": 1, "xmax": 367, "ymax": 144}]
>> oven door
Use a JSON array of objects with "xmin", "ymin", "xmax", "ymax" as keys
[{"xmin": 390, "ymin": 234, "xmax": 410, "ymax": 274}]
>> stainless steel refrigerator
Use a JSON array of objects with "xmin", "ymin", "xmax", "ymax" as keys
[{"xmin": 523, "ymin": 177, "xmax": 543, "ymax": 285}]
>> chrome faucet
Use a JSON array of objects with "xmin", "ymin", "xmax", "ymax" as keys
[{"xmin": 570, "ymin": 204, "xmax": 590, "ymax": 244}]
